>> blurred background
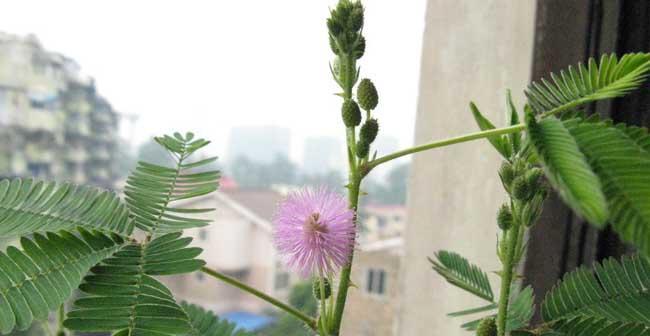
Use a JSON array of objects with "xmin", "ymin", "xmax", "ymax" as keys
[{"xmin": 1, "ymin": 1, "xmax": 649, "ymax": 335}]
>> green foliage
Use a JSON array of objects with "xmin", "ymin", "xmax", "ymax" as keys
[
  {"xmin": 64, "ymin": 232, "xmax": 205, "ymax": 334},
  {"xmin": 525, "ymin": 53, "xmax": 650, "ymax": 114},
  {"xmin": 429, "ymin": 251, "xmax": 494, "ymax": 302},
  {"xmin": 0, "ymin": 229, "xmax": 124, "ymax": 334},
  {"xmin": 261, "ymin": 282, "xmax": 317, "ymax": 336},
  {"xmin": 0, "ymin": 178, "xmax": 133, "ymax": 238},
  {"xmin": 125, "ymin": 132, "xmax": 220, "ymax": 233},
  {"xmin": 182, "ymin": 302, "xmax": 253, "ymax": 336},
  {"xmin": 526, "ymin": 115, "xmax": 608, "ymax": 226},
  {"xmin": 470, "ymin": 102, "xmax": 512, "ymax": 158},
  {"xmin": 552, "ymin": 316, "xmax": 650, "ymax": 336},
  {"xmin": 541, "ymin": 255, "xmax": 650, "ymax": 330},
  {"xmin": 528, "ymin": 115, "xmax": 650, "ymax": 254},
  {"xmin": 454, "ymin": 286, "xmax": 535, "ymax": 333}
]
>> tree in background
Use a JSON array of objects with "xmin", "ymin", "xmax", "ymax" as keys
[
  {"xmin": 260, "ymin": 282, "xmax": 317, "ymax": 336},
  {"xmin": 365, "ymin": 162, "xmax": 410, "ymax": 205}
]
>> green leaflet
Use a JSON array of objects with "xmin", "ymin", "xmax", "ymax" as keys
[
  {"xmin": 552, "ymin": 316, "xmax": 650, "ymax": 336},
  {"xmin": 542, "ymin": 255, "xmax": 650, "ymax": 330},
  {"xmin": 182, "ymin": 302, "xmax": 254, "ymax": 336},
  {"xmin": 125, "ymin": 132, "xmax": 220, "ymax": 234},
  {"xmin": 529, "ymin": 114, "xmax": 650, "ymax": 254},
  {"xmin": 525, "ymin": 53, "xmax": 650, "ymax": 115},
  {"xmin": 64, "ymin": 232, "xmax": 206, "ymax": 335},
  {"xmin": 457, "ymin": 286, "xmax": 535, "ymax": 333},
  {"xmin": 0, "ymin": 229, "xmax": 124, "ymax": 334},
  {"xmin": 0, "ymin": 178, "xmax": 133, "ymax": 238},
  {"xmin": 526, "ymin": 115, "xmax": 608, "ymax": 227},
  {"xmin": 430, "ymin": 250, "xmax": 494, "ymax": 302}
]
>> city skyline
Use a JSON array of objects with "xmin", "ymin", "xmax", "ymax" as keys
[{"xmin": 0, "ymin": 0, "xmax": 425, "ymax": 163}]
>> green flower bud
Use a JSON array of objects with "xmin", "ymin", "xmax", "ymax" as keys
[
  {"xmin": 342, "ymin": 100, "xmax": 362, "ymax": 127},
  {"xmin": 476, "ymin": 317, "xmax": 497, "ymax": 336},
  {"xmin": 512, "ymin": 175, "xmax": 534, "ymax": 201},
  {"xmin": 357, "ymin": 78, "xmax": 379, "ymax": 111},
  {"xmin": 525, "ymin": 167, "xmax": 544, "ymax": 190},
  {"xmin": 360, "ymin": 118, "xmax": 379, "ymax": 144},
  {"xmin": 313, "ymin": 278, "xmax": 332, "ymax": 300},
  {"xmin": 329, "ymin": 35, "xmax": 339, "ymax": 55},
  {"xmin": 354, "ymin": 35, "xmax": 366, "ymax": 59},
  {"xmin": 349, "ymin": 4, "xmax": 364, "ymax": 31},
  {"xmin": 327, "ymin": 18, "xmax": 343, "ymax": 36},
  {"xmin": 497, "ymin": 203, "xmax": 513, "ymax": 230},
  {"xmin": 356, "ymin": 140, "xmax": 370, "ymax": 158},
  {"xmin": 498, "ymin": 162, "xmax": 516, "ymax": 190}
]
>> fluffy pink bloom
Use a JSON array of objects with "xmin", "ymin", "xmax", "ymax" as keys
[{"xmin": 273, "ymin": 187, "xmax": 356, "ymax": 277}]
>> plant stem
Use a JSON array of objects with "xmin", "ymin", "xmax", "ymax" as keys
[
  {"xmin": 497, "ymin": 223, "xmax": 521, "ymax": 336},
  {"xmin": 200, "ymin": 266, "xmax": 317, "ymax": 330},
  {"xmin": 331, "ymin": 175, "xmax": 361, "ymax": 334},
  {"xmin": 57, "ymin": 304, "xmax": 66, "ymax": 335},
  {"xmin": 366, "ymin": 124, "xmax": 526, "ymax": 171},
  {"xmin": 319, "ymin": 274, "xmax": 329, "ymax": 335}
]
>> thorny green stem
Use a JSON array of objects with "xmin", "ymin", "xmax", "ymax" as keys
[
  {"xmin": 200, "ymin": 266, "xmax": 317, "ymax": 330},
  {"xmin": 331, "ymin": 51, "xmax": 361, "ymax": 335},
  {"xmin": 497, "ymin": 222, "xmax": 522, "ymax": 336}
]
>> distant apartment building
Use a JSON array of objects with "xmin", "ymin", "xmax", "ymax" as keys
[
  {"xmin": 0, "ymin": 32, "xmax": 120, "ymax": 188},
  {"xmin": 302, "ymin": 136, "xmax": 343, "ymax": 175},
  {"xmin": 163, "ymin": 188, "xmax": 297, "ymax": 316},
  {"xmin": 359, "ymin": 204, "xmax": 406, "ymax": 244},
  {"xmin": 227, "ymin": 126, "xmax": 290, "ymax": 164},
  {"xmin": 341, "ymin": 237, "xmax": 403, "ymax": 336}
]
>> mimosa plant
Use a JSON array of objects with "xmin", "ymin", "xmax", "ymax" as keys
[{"xmin": 0, "ymin": 1, "xmax": 648, "ymax": 335}]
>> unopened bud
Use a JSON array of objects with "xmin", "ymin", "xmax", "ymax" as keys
[
  {"xmin": 497, "ymin": 204, "xmax": 513, "ymax": 230},
  {"xmin": 342, "ymin": 100, "xmax": 362, "ymax": 127},
  {"xmin": 313, "ymin": 278, "xmax": 332, "ymax": 300},
  {"xmin": 359, "ymin": 118, "xmax": 379, "ymax": 144},
  {"xmin": 476, "ymin": 317, "xmax": 497, "ymax": 336},
  {"xmin": 357, "ymin": 78, "xmax": 378, "ymax": 111},
  {"xmin": 356, "ymin": 140, "xmax": 370, "ymax": 158}
]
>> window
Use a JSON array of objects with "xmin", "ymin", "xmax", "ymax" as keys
[
  {"xmin": 199, "ymin": 229, "xmax": 208, "ymax": 241},
  {"xmin": 376, "ymin": 216, "xmax": 387, "ymax": 229},
  {"xmin": 365, "ymin": 268, "xmax": 386, "ymax": 295}
]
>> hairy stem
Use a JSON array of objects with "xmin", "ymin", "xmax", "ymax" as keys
[
  {"xmin": 200, "ymin": 266, "xmax": 317, "ymax": 330},
  {"xmin": 497, "ymin": 223, "xmax": 521, "ymax": 336},
  {"xmin": 366, "ymin": 124, "xmax": 526, "ymax": 171}
]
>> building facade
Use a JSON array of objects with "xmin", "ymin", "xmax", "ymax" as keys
[
  {"xmin": 163, "ymin": 188, "xmax": 297, "ymax": 315},
  {"xmin": 0, "ymin": 32, "xmax": 120, "ymax": 188}
]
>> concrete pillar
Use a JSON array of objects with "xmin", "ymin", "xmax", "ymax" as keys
[{"xmin": 397, "ymin": 1, "xmax": 535, "ymax": 335}]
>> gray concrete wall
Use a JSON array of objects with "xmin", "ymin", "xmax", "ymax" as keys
[{"xmin": 397, "ymin": 1, "xmax": 536, "ymax": 335}]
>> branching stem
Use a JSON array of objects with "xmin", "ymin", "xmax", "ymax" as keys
[{"xmin": 200, "ymin": 266, "xmax": 317, "ymax": 330}]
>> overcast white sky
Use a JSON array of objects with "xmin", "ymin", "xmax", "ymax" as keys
[{"xmin": 0, "ymin": 0, "xmax": 426, "ymax": 161}]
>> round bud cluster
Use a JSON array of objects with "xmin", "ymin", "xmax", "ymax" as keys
[
  {"xmin": 357, "ymin": 78, "xmax": 379, "ymax": 111},
  {"xmin": 342, "ymin": 100, "xmax": 362, "ymax": 127},
  {"xmin": 476, "ymin": 317, "xmax": 497, "ymax": 336},
  {"xmin": 512, "ymin": 167, "xmax": 544, "ymax": 202},
  {"xmin": 356, "ymin": 139, "xmax": 370, "ymax": 158},
  {"xmin": 313, "ymin": 278, "xmax": 332, "ymax": 300},
  {"xmin": 360, "ymin": 118, "xmax": 379, "ymax": 144},
  {"xmin": 327, "ymin": 0, "xmax": 365, "ymax": 55},
  {"xmin": 497, "ymin": 203, "xmax": 513, "ymax": 231},
  {"xmin": 498, "ymin": 162, "xmax": 516, "ymax": 191}
]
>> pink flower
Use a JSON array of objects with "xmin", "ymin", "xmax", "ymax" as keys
[{"xmin": 273, "ymin": 187, "xmax": 356, "ymax": 277}]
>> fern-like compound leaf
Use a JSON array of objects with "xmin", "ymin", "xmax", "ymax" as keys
[
  {"xmin": 430, "ymin": 250, "xmax": 494, "ymax": 302},
  {"xmin": 528, "ymin": 115, "xmax": 650, "ymax": 254},
  {"xmin": 542, "ymin": 255, "xmax": 650, "ymax": 331},
  {"xmin": 0, "ymin": 178, "xmax": 133, "ymax": 238},
  {"xmin": 0, "ymin": 229, "xmax": 124, "ymax": 334},
  {"xmin": 459, "ymin": 286, "xmax": 535, "ymax": 333},
  {"xmin": 182, "ymin": 302, "xmax": 254, "ymax": 336},
  {"xmin": 125, "ymin": 132, "xmax": 220, "ymax": 234},
  {"xmin": 525, "ymin": 53, "xmax": 650, "ymax": 115},
  {"xmin": 526, "ymin": 115, "xmax": 608, "ymax": 227},
  {"xmin": 64, "ymin": 232, "xmax": 205, "ymax": 335},
  {"xmin": 552, "ymin": 316, "xmax": 650, "ymax": 336}
]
